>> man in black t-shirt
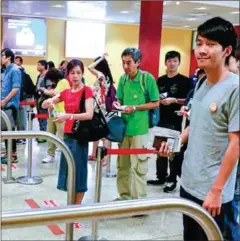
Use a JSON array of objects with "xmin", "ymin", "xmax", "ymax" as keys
[{"xmin": 147, "ymin": 51, "xmax": 191, "ymax": 193}]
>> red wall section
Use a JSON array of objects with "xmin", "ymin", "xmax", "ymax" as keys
[
  {"xmin": 138, "ymin": 1, "xmax": 163, "ymax": 79},
  {"xmin": 234, "ymin": 26, "xmax": 240, "ymax": 39}
]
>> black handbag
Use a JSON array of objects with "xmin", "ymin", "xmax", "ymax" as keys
[{"xmin": 72, "ymin": 88, "xmax": 109, "ymax": 144}]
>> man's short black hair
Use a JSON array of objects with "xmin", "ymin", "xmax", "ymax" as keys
[
  {"xmin": 121, "ymin": 48, "xmax": 142, "ymax": 63},
  {"xmin": 1, "ymin": 48, "xmax": 15, "ymax": 63},
  {"xmin": 38, "ymin": 60, "xmax": 48, "ymax": 70},
  {"xmin": 15, "ymin": 56, "xmax": 23, "ymax": 64},
  {"xmin": 197, "ymin": 17, "xmax": 237, "ymax": 65},
  {"xmin": 165, "ymin": 51, "xmax": 181, "ymax": 63},
  {"xmin": 47, "ymin": 61, "xmax": 55, "ymax": 69},
  {"xmin": 45, "ymin": 68, "xmax": 63, "ymax": 82}
]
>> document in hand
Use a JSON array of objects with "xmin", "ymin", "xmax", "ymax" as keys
[{"xmin": 147, "ymin": 127, "xmax": 182, "ymax": 153}]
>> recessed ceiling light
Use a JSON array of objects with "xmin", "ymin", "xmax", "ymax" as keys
[
  {"xmin": 19, "ymin": 1, "xmax": 33, "ymax": 3},
  {"xmin": 195, "ymin": 7, "xmax": 207, "ymax": 10},
  {"xmin": 120, "ymin": 11, "xmax": 130, "ymax": 14},
  {"xmin": 35, "ymin": 12, "xmax": 41, "ymax": 15},
  {"xmin": 188, "ymin": 13, "xmax": 207, "ymax": 17},
  {"xmin": 183, "ymin": 25, "xmax": 191, "ymax": 28},
  {"xmin": 187, "ymin": 18, "xmax": 197, "ymax": 21},
  {"xmin": 176, "ymin": 1, "xmax": 180, "ymax": 5},
  {"xmin": 53, "ymin": 4, "xmax": 64, "ymax": 8},
  {"xmin": 230, "ymin": 11, "xmax": 239, "ymax": 14}
]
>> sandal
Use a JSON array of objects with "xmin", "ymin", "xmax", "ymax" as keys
[
  {"xmin": 102, "ymin": 158, "xmax": 108, "ymax": 166},
  {"xmin": 88, "ymin": 155, "xmax": 96, "ymax": 161}
]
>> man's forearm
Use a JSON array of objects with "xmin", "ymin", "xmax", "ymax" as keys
[
  {"xmin": 181, "ymin": 126, "xmax": 189, "ymax": 145},
  {"xmin": 3, "ymin": 88, "xmax": 19, "ymax": 103},
  {"xmin": 177, "ymin": 98, "xmax": 186, "ymax": 105},
  {"xmin": 211, "ymin": 134, "xmax": 239, "ymax": 192},
  {"xmin": 136, "ymin": 100, "xmax": 160, "ymax": 111}
]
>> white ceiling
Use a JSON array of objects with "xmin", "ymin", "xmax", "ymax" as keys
[{"xmin": 1, "ymin": 1, "xmax": 240, "ymax": 29}]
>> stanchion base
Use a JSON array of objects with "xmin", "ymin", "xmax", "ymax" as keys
[
  {"xmin": 78, "ymin": 236, "xmax": 107, "ymax": 241},
  {"xmin": 103, "ymin": 171, "xmax": 116, "ymax": 178},
  {"xmin": 2, "ymin": 177, "xmax": 17, "ymax": 184},
  {"xmin": 16, "ymin": 176, "xmax": 43, "ymax": 185}
]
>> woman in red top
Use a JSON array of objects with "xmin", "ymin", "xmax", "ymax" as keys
[{"xmin": 42, "ymin": 59, "xmax": 94, "ymax": 204}]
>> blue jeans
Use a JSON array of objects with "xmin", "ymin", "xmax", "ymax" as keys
[
  {"xmin": 224, "ymin": 198, "xmax": 239, "ymax": 241},
  {"xmin": 57, "ymin": 135, "xmax": 88, "ymax": 193}
]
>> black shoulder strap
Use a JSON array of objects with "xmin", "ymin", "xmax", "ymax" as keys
[
  {"xmin": 79, "ymin": 87, "xmax": 101, "ymax": 113},
  {"xmin": 196, "ymin": 76, "xmax": 207, "ymax": 91},
  {"xmin": 79, "ymin": 89, "xmax": 86, "ymax": 113}
]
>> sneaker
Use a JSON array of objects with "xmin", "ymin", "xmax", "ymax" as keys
[
  {"xmin": 17, "ymin": 139, "xmax": 26, "ymax": 145},
  {"xmin": 147, "ymin": 179, "xmax": 166, "ymax": 186},
  {"xmin": 163, "ymin": 182, "xmax": 177, "ymax": 193},
  {"xmin": 36, "ymin": 138, "xmax": 47, "ymax": 143},
  {"xmin": 1, "ymin": 153, "xmax": 18, "ymax": 164},
  {"xmin": 42, "ymin": 156, "xmax": 55, "ymax": 163}
]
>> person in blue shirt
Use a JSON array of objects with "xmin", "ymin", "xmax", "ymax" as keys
[{"xmin": 1, "ymin": 48, "xmax": 22, "ymax": 163}]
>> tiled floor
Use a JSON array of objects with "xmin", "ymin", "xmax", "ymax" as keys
[{"xmin": 1, "ymin": 119, "xmax": 183, "ymax": 240}]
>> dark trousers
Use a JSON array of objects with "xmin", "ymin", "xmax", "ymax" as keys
[
  {"xmin": 180, "ymin": 186, "xmax": 232, "ymax": 241},
  {"xmin": 156, "ymin": 146, "xmax": 186, "ymax": 182},
  {"xmin": 3, "ymin": 107, "xmax": 17, "ymax": 154},
  {"xmin": 224, "ymin": 199, "xmax": 239, "ymax": 241},
  {"xmin": 36, "ymin": 106, "xmax": 48, "ymax": 131},
  {"xmin": 156, "ymin": 123, "xmax": 186, "ymax": 183}
]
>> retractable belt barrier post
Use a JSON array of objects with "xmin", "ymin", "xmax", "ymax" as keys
[
  {"xmin": 79, "ymin": 147, "xmax": 107, "ymax": 241},
  {"xmin": 1, "ymin": 131, "xmax": 76, "ymax": 241},
  {"xmin": 16, "ymin": 111, "xmax": 43, "ymax": 185},
  {"xmin": 80, "ymin": 147, "xmax": 156, "ymax": 240},
  {"xmin": 1, "ymin": 110, "xmax": 15, "ymax": 184},
  {"xmin": 103, "ymin": 142, "xmax": 116, "ymax": 178}
]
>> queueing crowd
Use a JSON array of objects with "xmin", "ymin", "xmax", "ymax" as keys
[{"xmin": 1, "ymin": 16, "xmax": 239, "ymax": 241}]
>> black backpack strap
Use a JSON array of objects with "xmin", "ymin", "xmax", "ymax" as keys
[{"xmin": 195, "ymin": 76, "xmax": 207, "ymax": 91}]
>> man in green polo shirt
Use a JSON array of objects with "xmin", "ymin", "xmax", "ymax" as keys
[{"xmin": 116, "ymin": 48, "xmax": 160, "ymax": 200}]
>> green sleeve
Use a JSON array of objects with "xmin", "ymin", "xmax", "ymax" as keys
[
  {"xmin": 116, "ymin": 75, "xmax": 124, "ymax": 101},
  {"xmin": 146, "ymin": 73, "xmax": 160, "ymax": 102}
]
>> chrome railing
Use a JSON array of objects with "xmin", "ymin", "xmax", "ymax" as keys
[
  {"xmin": 2, "ymin": 198, "xmax": 223, "ymax": 240},
  {"xmin": 1, "ymin": 131, "xmax": 76, "ymax": 241},
  {"xmin": 1, "ymin": 110, "xmax": 14, "ymax": 183}
]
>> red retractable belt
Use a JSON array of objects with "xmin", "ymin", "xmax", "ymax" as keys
[{"xmin": 106, "ymin": 148, "xmax": 155, "ymax": 155}]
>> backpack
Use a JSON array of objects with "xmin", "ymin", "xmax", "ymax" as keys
[
  {"xmin": 123, "ymin": 71, "xmax": 160, "ymax": 128},
  {"xmin": 19, "ymin": 68, "xmax": 36, "ymax": 101}
]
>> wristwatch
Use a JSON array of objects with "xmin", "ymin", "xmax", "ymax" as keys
[
  {"xmin": 133, "ymin": 106, "xmax": 136, "ymax": 111},
  {"xmin": 69, "ymin": 114, "xmax": 74, "ymax": 120}
]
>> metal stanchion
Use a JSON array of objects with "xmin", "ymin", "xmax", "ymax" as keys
[
  {"xmin": 79, "ymin": 147, "xmax": 107, "ymax": 241},
  {"xmin": 16, "ymin": 112, "xmax": 43, "ymax": 185},
  {"xmin": 1, "ymin": 110, "xmax": 16, "ymax": 184},
  {"xmin": 103, "ymin": 142, "xmax": 116, "ymax": 178},
  {"xmin": 2, "ymin": 130, "xmax": 76, "ymax": 241}
]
